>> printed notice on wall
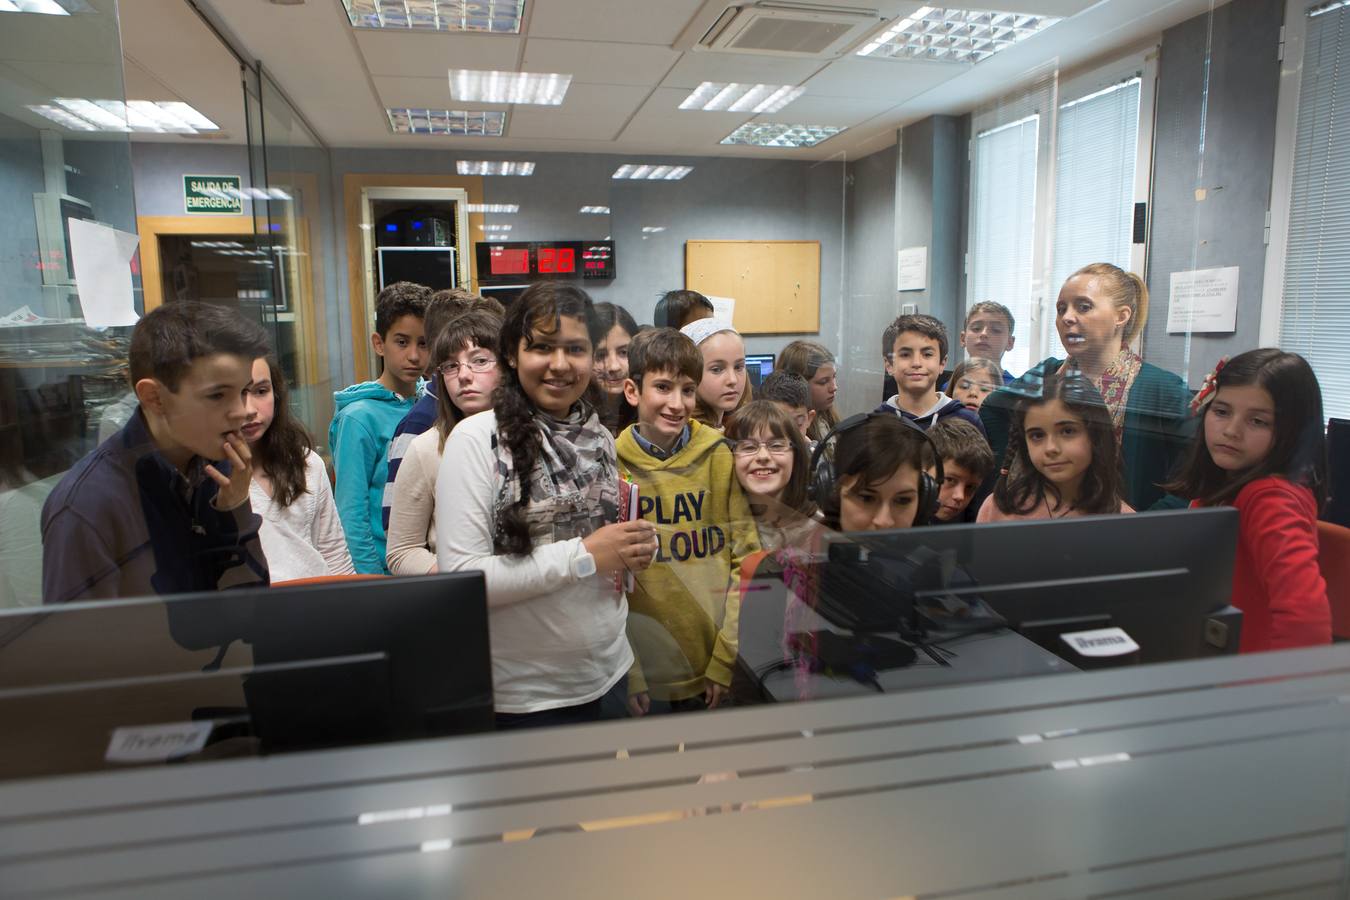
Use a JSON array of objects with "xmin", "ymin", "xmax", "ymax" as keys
[
  {"xmin": 897, "ymin": 246, "xmax": 928, "ymax": 292},
  {"xmin": 1166, "ymin": 266, "xmax": 1239, "ymax": 334},
  {"xmin": 68, "ymin": 219, "xmax": 140, "ymax": 329},
  {"xmin": 707, "ymin": 295, "xmax": 736, "ymax": 327}
]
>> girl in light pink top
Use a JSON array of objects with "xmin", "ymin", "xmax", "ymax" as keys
[{"xmin": 977, "ymin": 371, "xmax": 1134, "ymax": 522}]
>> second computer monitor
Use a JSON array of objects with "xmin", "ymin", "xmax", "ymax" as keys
[{"xmin": 820, "ymin": 508, "xmax": 1241, "ymax": 664}]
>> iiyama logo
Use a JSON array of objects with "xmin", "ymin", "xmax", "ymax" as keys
[{"xmin": 1072, "ymin": 634, "xmax": 1127, "ymax": 648}]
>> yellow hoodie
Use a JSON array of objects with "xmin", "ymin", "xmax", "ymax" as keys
[{"xmin": 617, "ymin": 420, "xmax": 761, "ymax": 700}]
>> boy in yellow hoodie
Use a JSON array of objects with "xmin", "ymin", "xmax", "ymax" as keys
[{"xmin": 618, "ymin": 328, "xmax": 761, "ymax": 714}]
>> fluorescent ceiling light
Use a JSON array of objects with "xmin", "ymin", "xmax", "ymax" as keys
[
  {"xmin": 857, "ymin": 7, "xmax": 1061, "ymax": 63},
  {"xmin": 457, "ymin": 160, "xmax": 534, "ymax": 176},
  {"xmin": 343, "ymin": 0, "xmax": 523, "ymax": 33},
  {"xmin": 0, "ymin": 0, "xmax": 93, "ymax": 14},
  {"xmin": 387, "ymin": 108, "xmax": 505, "ymax": 136},
  {"xmin": 679, "ymin": 83, "xmax": 805, "ymax": 114},
  {"xmin": 579, "ymin": 206, "xmax": 610, "ymax": 214},
  {"xmin": 466, "ymin": 203, "xmax": 519, "ymax": 213},
  {"xmin": 641, "ymin": 226, "xmax": 666, "ymax": 233},
  {"xmin": 478, "ymin": 224, "xmax": 512, "ymax": 232},
  {"xmin": 449, "ymin": 70, "xmax": 571, "ymax": 106},
  {"xmin": 26, "ymin": 98, "xmax": 219, "ymax": 134},
  {"xmin": 721, "ymin": 123, "xmax": 845, "ymax": 148},
  {"xmin": 612, "ymin": 164, "xmax": 693, "ymax": 181}
]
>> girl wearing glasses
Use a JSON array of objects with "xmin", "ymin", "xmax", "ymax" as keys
[
  {"xmin": 724, "ymin": 401, "xmax": 819, "ymax": 552},
  {"xmin": 386, "ymin": 310, "xmax": 503, "ymax": 575}
]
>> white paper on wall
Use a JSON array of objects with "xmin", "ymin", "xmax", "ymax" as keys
[
  {"xmin": 1166, "ymin": 266, "xmax": 1239, "ymax": 334},
  {"xmin": 897, "ymin": 246, "xmax": 928, "ymax": 292},
  {"xmin": 68, "ymin": 219, "xmax": 140, "ymax": 328},
  {"xmin": 707, "ymin": 295, "xmax": 736, "ymax": 327}
]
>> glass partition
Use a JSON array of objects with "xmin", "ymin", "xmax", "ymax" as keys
[{"xmin": 0, "ymin": 13, "xmax": 1347, "ymax": 894}]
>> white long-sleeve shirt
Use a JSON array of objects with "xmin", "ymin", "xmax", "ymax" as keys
[
  {"xmin": 434, "ymin": 410, "xmax": 632, "ymax": 714},
  {"xmin": 385, "ymin": 428, "xmax": 441, "ymax": 575},
  {"xmin": 250, "ymin": 449, "xmax": 355, "ymax": 583}
]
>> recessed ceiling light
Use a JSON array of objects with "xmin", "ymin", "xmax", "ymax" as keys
[
  {"xmin": 387, "ymin": 108, "xmax": 505, "ymax": 136},
  {"xmin": 721, "ymin": 123, "xmax": 845, "ymax": 148},
  {"xmin": 679, "ymin": 83, "xmax": 806, "ymax": 114},
  {"xmin": 612, "ymin": 164, "xmax": 693, "ymax": 181},
  {"xmin": 343, "ymin": 0, "xmax": 523, "ymax": 33},
  {"xmin": 26, "ymin": 98, "xmax": 219, "ymax": 133},
  {"xmin": 0, "ymin": 0, "xmax": 92, "ymax": 13},
  {"xmin": 579, "ymin": 206, "xmax": 610, "ymax": 214},
  {"xmin": 449, "ymin": 70, "xmax": 572, "ymax": 106},
  {"xmin": 641, "ymin": 226, "xmax": 666, "ymax": 233},
  {"xmin": 857, "ymin": 7, "xmax": 1061, "ymax": 63},
  {"xmin": 479, "ymin": 224, "xmax": 512, "ymax": 232},
  {"xmin": 466, "ymin": 203, "xmax": 519, "ymax": 213},
  {"xmin": 457, "ymin": 160, "xmax": 535, "ymax": 176}
]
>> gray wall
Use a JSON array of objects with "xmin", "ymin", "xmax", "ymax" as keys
[
  {"xmin": 329, "ymin": 148, "xmax": 847, "ymax": 359},
  {"xmin": 0, "ymin": 116, "xmax": 46, "ymax": 316},
  {"xmin": 895, "ymin": 115, "xmax": 969, "ymax": 331},
  {"xmin": 839, "ymin": 142, "xmax": 898, "ymax": 416},
  {"xmin": 130, "ymin": 142, "xmax": 254, "ymax": 217},
  {"xmin": 1144, "ymin": 0, "xmax": 1284, "ymax": 386}
]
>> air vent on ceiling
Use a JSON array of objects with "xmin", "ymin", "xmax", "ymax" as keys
[{"xmin": 686, "ymin": 3, "xmax": 881, "ymax": 58}]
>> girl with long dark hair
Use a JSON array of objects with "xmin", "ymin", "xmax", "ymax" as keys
[
  {"xmin": 242, "ymin": 357, "xmax": 354, "ymax": 582},
  {"xmin": 434, "ymin": 283, "xmax": 657, "ymax": 728}
]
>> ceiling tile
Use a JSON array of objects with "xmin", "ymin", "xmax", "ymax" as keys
[
  {"xmin": 661, "ymin": 52, "xmax": 828, "ymax": 90},
  {"xmin": 508, "ymin": 83, "xmax": 649, "ymax": 140},
  {"xmin": 373, "ymin": 75, "xmax": 509, "ymax": 109},
  {"xmin": 354, "ymin": 31, "xmax": 523, "ymax": 77},
  {"xmin": 618, "ymin": 87, "xmax": 752, "ymax": 146},
  {"xmin": 802, "ymin": 56, "xmax": 964, "ymax": 102},
  {"xmin": 526, "ymin": 0, "xmax": 706, "ymax": 44},
  {"xmin": 121, "ymin": 58, "xmax": 177, "ymax": 102},
  {"xmin": 755, "ymin": 95, "xmax": 895, "ymax": 129},
  {"xmin": 521, "ymin": 38, "xmax": 678, "ymax": 86}
]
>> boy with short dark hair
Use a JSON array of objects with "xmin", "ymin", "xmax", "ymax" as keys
[
  {"xmin": 330, "ymin": 281, "xmax": 428, "ymax": 574},
  {"xmin": 877, "ymin": 313, "xmax": 984, "ymax": 434},
  {"xmin": 926, "ymin": 418, "xmax": 995, "ymax": 524},
  {"xmin": 41, "ymin": 301, "xmax": 272, "ymax": 603},
  {"xmin": 758, "ymin": 370, "xmax": 815, "ymax": 440},
  {"xmin": 616, "ymin": 328, "xmax": 760, "ymax": 713},
  {"xmin": 959, "ymin": 301, "xmax": 1017, "ymax": 383},
  {"xmin": 382, "ymin": 288, "xmax": 497, "ymax": 534}
]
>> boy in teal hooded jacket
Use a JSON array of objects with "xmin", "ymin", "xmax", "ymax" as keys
[{"xmin": 329, "ymin": 282, "xmax": 428, "ymax": 574}]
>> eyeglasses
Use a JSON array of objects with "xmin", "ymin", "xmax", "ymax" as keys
[
  {"xmin": 729, "ymin": 438, "xmax": 793, "ymax": 457},
  {"xmin": 439, "ymin": 356, "xmax": 497, "ymax": 378}
]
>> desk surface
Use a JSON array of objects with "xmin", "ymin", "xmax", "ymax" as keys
[
  {"xmin": 738, "ymin": 573, "xmax": 1076, "ymax": 703},
  {"xmin": 2, "ymin": 647, "xmax": 1350, "ymax": 899}
]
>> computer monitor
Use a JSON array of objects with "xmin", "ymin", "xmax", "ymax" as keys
[
  {"xmin": 1327, "ymin": 418, "xmax": 1349, "ymax": 528},
  {"xmin": 0, "ymin": 573, "xmax": 493, "ymax": 780},
  {"xmin": 745, "ymin": 353, "xmax": 775, "ymax": 390},
  {"xmin": 817, "ymin": 508, "xmax": 1241, "ymax": 664}
]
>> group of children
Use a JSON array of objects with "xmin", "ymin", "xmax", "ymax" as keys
[{"xmin": 38, "ymin": 263, "xmax": 1334, "ymax": 726}]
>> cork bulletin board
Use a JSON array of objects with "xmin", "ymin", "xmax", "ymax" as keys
[{"xmin": 684, "ymin": 240, "xmax": 820, "ymax": 334}]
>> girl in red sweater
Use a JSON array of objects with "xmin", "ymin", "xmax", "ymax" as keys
[{"xmin": 1165, "ymin": 349, "xmax": 1330, "ymax": 652}]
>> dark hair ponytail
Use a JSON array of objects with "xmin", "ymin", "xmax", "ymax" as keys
[{"xmin": 494, "ymin": 282, "xmax": 602, "ymax": 556}]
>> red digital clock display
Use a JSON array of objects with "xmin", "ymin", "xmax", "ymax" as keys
[
  {"xmin": 489, "ymin": 248, "xmax": 529, "ymax": 275},
  {"xmin": 537, "ymin": 247, "xmax": 576, "ymax": 274}
]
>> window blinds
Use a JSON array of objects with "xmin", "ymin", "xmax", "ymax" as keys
[
  {"xmin": 969, "ymin": 114, "xmax": 1039, "ymax": 377},
  {"xmin": 1046, "ymin": 78, "xmax": 1141, "ymax": 362},
  {"xmin": 1281, "ymin": 2, "xmax": 1350, "ymax": 420}
]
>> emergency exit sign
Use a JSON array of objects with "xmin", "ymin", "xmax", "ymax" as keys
[{"xmin": 183, "ymin": 175, "xmax": 243, "ymax": 215}]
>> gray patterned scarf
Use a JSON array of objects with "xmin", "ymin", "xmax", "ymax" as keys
[{"xmin": 492, "ymin": 403, "xmax": 619, "ymax": 552}]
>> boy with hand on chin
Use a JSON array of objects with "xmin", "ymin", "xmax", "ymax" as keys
[
  {"xmin": 877, "ymin": 314, "xmax": 985, "ymax": 434},
  {"xmin": 330, "ymin": 281, "xmax": 429, "ymax": 574},
  {"xmin": 41, "ymin": 301, "xmax": 272, "ymax": 603},
  {"xmin": 616, "ymin": 328, "xmax": 760, "ymax": 715}
]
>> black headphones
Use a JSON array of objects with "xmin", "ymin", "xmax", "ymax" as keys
[{"xmin": 809, "ymin": 412, "xmax": 944, "ymax": 527}]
